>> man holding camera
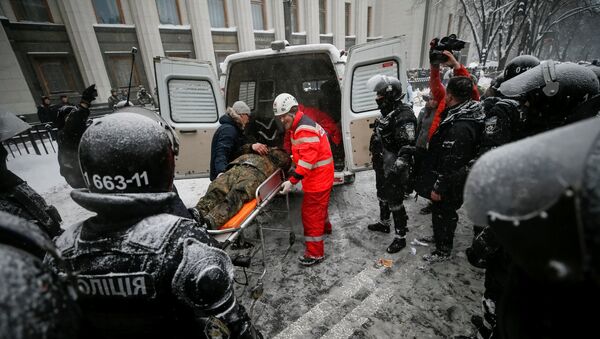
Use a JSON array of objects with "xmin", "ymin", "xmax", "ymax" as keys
[{"xmin": 415, "ymin": 37, "xmax": 484, "ymax": 262}]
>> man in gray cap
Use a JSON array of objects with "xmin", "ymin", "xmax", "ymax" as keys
[{"xmin": 210, "ymin": 100, "xmax": 268, "ymax": 181}]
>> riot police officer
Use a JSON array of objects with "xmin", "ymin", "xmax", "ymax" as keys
[
  {"xmin": 499, "ymin": 61, "xmax": 599, "ymax": 134},
  {"xmin": 478, "ymin": 55, "xmax": 540, "ymax": 153},
  {"xmin": 46, "ymin": 113, "xmax": 262, "ymax": 339},
  {"xmin": 466, "ymin": 60, "xmax": 599, "ymax": 338},
  {"xmin": 0, "ymin": 211, "xmax": 80, "ymax": 339},
  {"xmin": 365, "ymin": 74, "xmax": 417, "ymax": 253},
  {"xmin": 464, "ymin": 119, "xmax": 600, "ymax": 338}
]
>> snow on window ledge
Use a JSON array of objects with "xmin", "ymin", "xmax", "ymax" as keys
[
  {"xmin": 211, "ymin": 27, "xmax": 238, "ymax": 32},
  {"xmin": 93, "ymin": 24, "xmax": 136, "ymax": 28},
  {"xmin": 158, "ymin": 24, "xmax": 191, "ymax": 30},
  {"xmin": 253, "ymin": 29, "xmax": 275, "ymax": 34}
]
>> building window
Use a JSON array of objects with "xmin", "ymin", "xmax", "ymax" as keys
[
  {"xmin": 10, "ymin": 0, "xmax": 53, "ymax": 22},
  {"xmin": 319, "ymin": 0, "xmax": 326, "ymax": 34},
  {"xmin": 208, "ymin": 0, "xmax": 228, "ymax": 28},
  {"xmin": 345, "ymin": 2, "xmax": 351, "ymax": 36},
  {"xmin": 92, "ymin": 0, "xmax": 124, "ymax": 24},
  {"xmin": 106, "ymin": 55, "xmax": 141, "ymax": 89},
  {"xmin": 290, "ymin": 0, "xmax": 299, "ymax": 33},
  {"xmin": 367, "ymin": 6, "xmax": 373, "ymax": 36},
  {"xmin": 251, "ymin": 0, "xmax": 266, "ymax": 30},
  {"xmin": 32, "ymin": 56, "xmax": 79, "ymax": 95},
  {"xmin": 447, "ymin": 13, "xmax": 453, "ymax": 35},
  {"xmin": 156, "ymin": 0, "xmax": 181, "ymax": 25}
]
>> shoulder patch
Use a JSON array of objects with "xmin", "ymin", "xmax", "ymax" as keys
[{"xmin": 485, "ymin": 116, "xmax": 498, "ymax": 135}]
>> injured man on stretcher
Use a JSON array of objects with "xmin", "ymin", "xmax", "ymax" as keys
[{"xmin": 191, "ymin": 148, "xmax": 291, "ymax": 230}]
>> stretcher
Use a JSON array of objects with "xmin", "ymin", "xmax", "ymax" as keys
[{"xmin": 206, "ymin": 168, "xmax": 294, "ymax": 284}]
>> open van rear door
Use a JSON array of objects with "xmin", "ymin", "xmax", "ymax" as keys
[
  {"xmin": 154, "ymin": 57, "xmax": 224, "ymax": 178},
  {"xmin": 341, "ymin": 36, "xmax": 409, "ymax": 172}
]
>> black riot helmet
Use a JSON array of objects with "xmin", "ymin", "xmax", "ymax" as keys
[
  {"xmin": 78, "ymin": 113, "xmax": 175, "ymax": 194},
  {"xmin": 499, "ymin": 61, "xmax": 599, "ymax": 123},
  {"xmin": 464, "ymin": 118, "xmax": 600, "ymax": 284},
  {"xmin": 366, "ymin": 74, "xmax": 404, "ymax": 114},
  {"xmin": 0, "ymin": 211, "xmax": 80, "ymax": 339},
  {"xmin": 503, "ymin": 55, "xmax": 540, "ymax": 81}
]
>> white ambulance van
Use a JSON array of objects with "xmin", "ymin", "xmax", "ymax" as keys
[{"xmin": 153, "ymin": 36, "xmax": 409, "ymax": 184}]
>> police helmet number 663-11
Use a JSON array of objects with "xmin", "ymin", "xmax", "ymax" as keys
[{"xmin": 83, "ymin": 171, "xmax": 150, "ymax": 190}]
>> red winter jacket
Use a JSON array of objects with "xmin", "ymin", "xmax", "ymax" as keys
[
  {"xmin": 288, "ymin": 110, "xmax": 334, "ymax": 192},
  {"xmin": 427, "ymin": 64, "xmax": 480, "ymax": 141}
]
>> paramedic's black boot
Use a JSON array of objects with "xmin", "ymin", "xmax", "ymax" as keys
[
  {"xmin": 298, "ymin": 256, "xmax": 324, "ymax": 267},
  {"xmin": 387, "ymin": 237, "xmax": 406, "ymax": 253},
  {"xmin": 367, "ymin": 220, "xmax": 391, "ymax": 233}
]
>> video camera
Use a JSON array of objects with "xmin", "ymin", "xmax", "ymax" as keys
[{"xmin": 429, "ymin": 34, "xmax": 467, "ymax": 65}]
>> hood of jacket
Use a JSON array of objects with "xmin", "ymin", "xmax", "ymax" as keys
[
  {"xmin": 439, "ymin": 100, "xmax": 485, "ymax": 127},
  {"xmin": 220, "ymin": 108, "xmax": 244, "ymax": 130},
  {"xmin": 71, "ymin": 189, "xmax": 177, "ymax": 222}
]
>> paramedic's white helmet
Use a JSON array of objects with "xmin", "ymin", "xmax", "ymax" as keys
[{"xmin": 273, "ymin": 93, "xmax": 298, "ymax": 116}]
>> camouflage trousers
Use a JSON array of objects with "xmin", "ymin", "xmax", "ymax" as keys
[{"xmin": 196, "ymin": 165, "xmax": 266, "ymax": 229}]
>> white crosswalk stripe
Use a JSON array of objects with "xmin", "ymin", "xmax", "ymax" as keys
[{"xmin": 273, "ymin": 266, "xmax": 384, "ymax": 339}]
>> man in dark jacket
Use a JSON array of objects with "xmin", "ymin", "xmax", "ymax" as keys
[
  {"xmin": 365, "ymin": 74, "xmax": 417, "ymax": 254},
  {"xmin": 416, "ymin": 76, "xmax": 485, "ymax": 262},
  {"xmin": 47, "ymin": 113, "xmax": 263, "ymax": 339},
  {"xmin": 56, "ymin": 84, "xmax": 97, "ymax": 188},
  {"xmin": 37, "ymin": 96, "xmax": 54, "ymax": 123},
  {"xmin": 210, "ymin": 101, "xmax": 268, "ymax": 181}
]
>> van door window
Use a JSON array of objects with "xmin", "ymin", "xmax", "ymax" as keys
[
  {"xmin": 168, "ymin": 79, "xmax": 218, "ymax": 123},
  {"xmin": 302, "ymin": 80, "xmax": 328, "ymax": 92},
  {"xmin": 238, "ymin": 81, "xmax": 256, "ymax": 110},
  {"xmin": 350, "ymin": 60, "xmax": 398, "ymax": 113}
]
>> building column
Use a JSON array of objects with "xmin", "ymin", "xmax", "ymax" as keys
[
  {"xmin": 271, "ymin": 0, "xmax": 286, "ymax": 40},
  {"xmin": 187, "ymin": 0, "xmax": 217, "ymax": 72},
  {"xmin": 0, "ymin": 21, "xmax": 36, "ymax": 114},
  {"xmin": 354, "ymin": 0, "xmax": 368, "ymax": 44},
  {"xmin": 331, "ymin": 0, "xmax": 345, "ymax": 50},
  {"xmin": 233, "ymin": 0, "xmax": 255, "ymax": 52},
  {"xmin": 58, "ymin": 0, "xmax": 112, "ymax": 103},
  {"xmin": 304, "ymin": 0, "xmax": 319, "ymax": 44},
  {"xmin": 127, "ymin": 0, "xmax": 164, "ymax": 92}
]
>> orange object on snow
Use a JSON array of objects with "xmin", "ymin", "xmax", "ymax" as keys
[{"xmin": 219, "ymin": 199, "xmax": 258, "ymax": 230}]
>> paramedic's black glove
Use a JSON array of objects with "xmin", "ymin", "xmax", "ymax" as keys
[{"xmin": 80, "ymin": 84, "xmax": 97, "ymax": 107}]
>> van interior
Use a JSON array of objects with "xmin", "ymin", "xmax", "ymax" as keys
[{"xmin": 225, "ymin": 52, "xmax": 346, "ymax": 171}]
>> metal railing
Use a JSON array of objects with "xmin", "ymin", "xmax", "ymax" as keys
[{"xmin": 2, "ymin": 123, "xmax": 57, "ymax": 158}]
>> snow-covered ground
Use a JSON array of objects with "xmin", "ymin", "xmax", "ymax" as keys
[{"xmin": 7, "ymin": 138, "xmax": 485, "ymax": 338}]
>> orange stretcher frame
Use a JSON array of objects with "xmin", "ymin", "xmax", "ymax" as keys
[{"xmin": 219, "ymin": 199, "xmax": 258, "ymax": 230}]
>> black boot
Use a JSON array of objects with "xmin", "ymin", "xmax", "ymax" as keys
[
  {"xmin": 387, "ymin": 237, "xmax": 406, "ymax": 253},
  {"xmin": 387, "ymin": 206, "xmax": 408, "ymax": 253},
  {"xmin": 367, "ymin": 220, "xmax": 391, "ymax": 233}
]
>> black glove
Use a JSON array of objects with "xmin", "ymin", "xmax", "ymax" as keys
[
  {"xmin": 81, "ymin": 84, "xmax": 97, "ymax": 106},
  {"xmin": 429, "ymin": 38, "xmax": 440, "ymax": 64}
]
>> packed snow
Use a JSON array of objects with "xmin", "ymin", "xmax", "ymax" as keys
[{"xmin": 6, "ymin": 102, "xmax": 485, "ymax": 337}]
